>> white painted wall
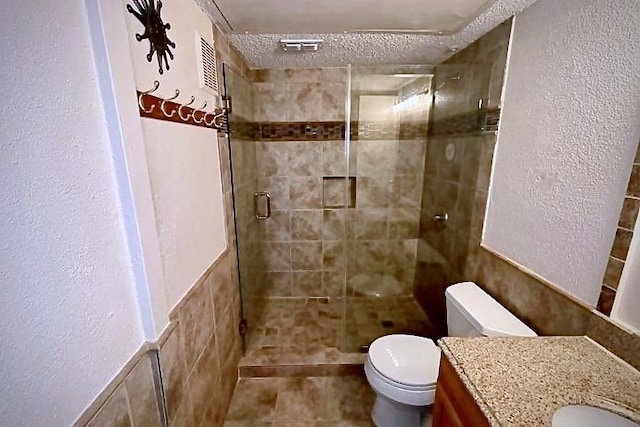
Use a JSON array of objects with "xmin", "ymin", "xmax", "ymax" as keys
[
  {"xmin": 0, "ymin": 0, "xmax": 143, "ymax": 425},
  {"xmin": 141, "ymin": 121, "xmax": 226, "ymax": 306},
  {"xmin": 123, "ymin": 0, "xmax": 227, "ymax": 308},
  {"xmin": 484, "ymin": 0, "xmax": 640, "ymax": 305},
  {"xmin": 87, "ymin": 0, "xmax": 172, "ymax": 338}
]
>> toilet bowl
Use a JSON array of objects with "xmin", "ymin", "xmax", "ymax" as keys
[
  {"xmin": 364, "ymin": 334, "xmax": 440, "ymax": 427},
  {"xmin": 364, "ymin": 282, "xmax": 537, "ymax": 427}
]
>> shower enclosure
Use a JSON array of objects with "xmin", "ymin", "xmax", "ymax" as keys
[{"xmin": 222, "ymin": 63, "xmax": 474, "ymax": 361}]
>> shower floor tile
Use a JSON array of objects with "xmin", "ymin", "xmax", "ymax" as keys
[{"xmin": 240, "ymin": 296, "xmax": 436, "ymax": 369}]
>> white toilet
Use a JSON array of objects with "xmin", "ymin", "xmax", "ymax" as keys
[{"xmin": 364, "ymin": 281, "xmax": 537, "ymax": 427}]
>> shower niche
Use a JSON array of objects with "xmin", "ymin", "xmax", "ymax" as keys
[{"xmin": 322, "ymin": 176, "xmax": 356, "ymax": 209}]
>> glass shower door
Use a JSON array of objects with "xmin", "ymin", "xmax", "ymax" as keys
[
  {"xmin": 342, "ymin": 66, "xmax": 437, "ymax": 352},
  {"xmin": 222, "ymin": 64, "xmax": 264, "ymax": 352}
]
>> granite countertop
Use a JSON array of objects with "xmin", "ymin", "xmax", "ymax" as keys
[{"xmin": 438, "ymin": 336, "xmax": 640, "ymax": 426}]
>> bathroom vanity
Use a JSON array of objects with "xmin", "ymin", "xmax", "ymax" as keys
[
  {"xmin": 432, "ymin": 354, "xmax": 490, "ymax": 427},
  {"xmin": 433, "ymin": 336, "xmax": 640, "ymax": 427}
]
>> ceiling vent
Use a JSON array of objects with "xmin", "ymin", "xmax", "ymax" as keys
[
  {"xmin": 279, "ymin": 39, "xmax": 323, "ymax": 52},
  {"xmin": 196, "ymin": 33, "xmax": 219, "ymax": 96}
]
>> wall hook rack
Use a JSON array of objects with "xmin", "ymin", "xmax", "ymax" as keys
[{"xmin": 135, "ymin": 81, "xmax": 226, "ymax": 131}]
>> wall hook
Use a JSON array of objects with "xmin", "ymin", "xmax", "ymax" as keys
[
  {"xmin": 160, "ymin": 89, "xmax": 180, "ymax": 117},
  {"xmin": 178, "ymin": 96, "xmax": 195, "ymax": 121},
  {"xmin": 138, "ymin": 80, "xmax": 160, "ymax": 113},
  {"xmin": 192, "ymin": 101, "xmax": 208, "ymax": 124},
  {"xmin": 204, "ymin": 110, "xmax": 226, "ymax": 129}
]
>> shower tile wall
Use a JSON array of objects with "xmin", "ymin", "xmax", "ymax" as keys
[
  {"xmin": 252, "ymin": 68, "xmax": 348, "ymax": 300},
  {"xmin": 347, "ymin": 82, "xmax": 429, "ymax": 298},
  {"xmin": 225, "ymin": 70, "xmax": 265, "ymax": 313},
  {"xmin": 250, "ymin": 68, "xmax": 428, "ymax": 303},
  {"xmin": 414, "ymin": 20, "xmax": 511, "ymax": 334},
  {"xmin": 412, "ymin": 19, "xmax": 639, "ymax": 355},
  {"xmin": 252, "ymin": 68, "xmax": 347, "ymax": 122}
]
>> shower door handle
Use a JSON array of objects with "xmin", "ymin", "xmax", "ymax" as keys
[{"xmin": 254, "ymin": 192, "xmax": 271, "ymax": 219}]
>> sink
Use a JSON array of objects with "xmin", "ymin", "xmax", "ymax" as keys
[{"xmin": 553, "ymin": 405, "xmax": 640, "ymax": 427}]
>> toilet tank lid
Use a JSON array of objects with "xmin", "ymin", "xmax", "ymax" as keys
[{"xmin": 445, "ymin": 282, "xmax": 537, "ymax": 337}]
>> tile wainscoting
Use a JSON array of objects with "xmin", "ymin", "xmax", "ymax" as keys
[{"xmin": 75, "ymin": 250, "xmax": 242, "ymax": 427}]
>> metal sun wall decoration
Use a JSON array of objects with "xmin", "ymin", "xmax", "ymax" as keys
[{"xmin": 127, "ymin": 0, "xmax": 176, "ymax": 75}]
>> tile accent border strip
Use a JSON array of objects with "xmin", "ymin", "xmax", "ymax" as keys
[
  {"xmin": 229, "ymin": 110, "xmax": 500, "ymax": 142},
  {"xmin": 429, "ymin": 108, "xmax": 501, "ymax": 136}
]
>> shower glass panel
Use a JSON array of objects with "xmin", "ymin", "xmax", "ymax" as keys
[
  {"xmin": 223, "ymin": 65, "xmax": 350, "ymax": 360},
  {"xmin": 342, "ymin": 66, "xmax": 437, "ymax": 353},
  {"xmin": 223, "ymin": 62, "xmax": 479, "ymax": 358},
  {"xmin": 222, "ymin": 64, "xmax": 263, "ymax": 352}
]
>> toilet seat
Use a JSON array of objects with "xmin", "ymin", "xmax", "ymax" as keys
[
  {"xmin": 368, "ymin": 360, "xmax": 438, "ymax": 391},
  {"xmin": 364, "ymin": 334, "xmax": 441, "ymax": 407},
  {"xmin": 368, "ymin": 334, "xmax": 441, "ymax": 387}
]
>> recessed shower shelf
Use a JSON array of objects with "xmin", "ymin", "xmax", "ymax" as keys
[{"xmin": 322, "ymin": 176, "xmax": 357, "ymax": 209}]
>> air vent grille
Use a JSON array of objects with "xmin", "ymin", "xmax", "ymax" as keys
[{"xmin": 197, "ymin": 35, "xmax": 219, "ymax": 95}]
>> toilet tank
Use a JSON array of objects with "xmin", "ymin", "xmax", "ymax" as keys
[{"xmin": 445, "ymin": 282, "xmax": 537, "ymax": 337}]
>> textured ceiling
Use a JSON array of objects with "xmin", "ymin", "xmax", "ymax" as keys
[
  {"xmin": 194, "ymin": 0, "xmax": 539, "ymax": 69},
  {"xmin": 211, "ymin": 0, "xmax": 492, "ymax": 33}
]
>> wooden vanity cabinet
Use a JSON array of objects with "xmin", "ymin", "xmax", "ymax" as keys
[{"xmin": 432, "ymin": 356, "xmax": 491, "ymax": 427}]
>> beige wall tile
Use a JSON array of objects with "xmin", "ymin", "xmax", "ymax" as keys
[
  {"xmin": 176, "ymin": 281, "xmax": 216, "ymax": 372},
  {"xmin": 262, "ymin": 210, "xmax": 291, "ymax": 241},
  {"xmin": 596, "ymin": 286, "xmax": 616, "ymax": 316},
  {"xmin": 263, "ymin": 242, "xmax": 291, "ymax": 271},
  {"xmin": 170, "ymin": 392, "xmax": 195, "ymax": 427},
  {"xmin": 587, "ymin": 312, "xmax": 640, "ymax": 370},
  {"xmin": 618, "ymin": 197, "xmax": 640, "ymax": 229},
  {"xmin": 291, "ymin": 242, "xmax": 323, "ymax": 270},
  {"xmin": 87, "ymin": 386, "xmax": 131, "ymax": 427},
  {"xmin": 124, "ymin": 354, "xmax": 161, "ymax": 427},
  {"xmin": 289, "ymin": 177, "xmax": 323, "ymax": 209},
  {"xmin": 292, "ymin": 271, "xmax": 324, "ymax": 297},
  {"xmin": 263, "ymin": 271, "xmax": 292, "ymax": 297},
  {"xmin": 159, "ymin": 325, "xmax": 189, "ymax": 423},
  {"xmin": 611, "ymin": 228, "xmax": 633, "ymax": 260},
  {"xmin": 187, "ymin": 333, "xmax": 221, "ymax": 424},
  {"xmin": 626, "ymin": 164, "xmax": 640, "ymax": 197},
  {"xmin": 603, "ymin": 256, "xmax": 624, "ymax": 289},
  {"xmin": 216, "ymin": 305, "xmax": 241, "ymax": 365},
  {"xmin": 291, "ymin": 210, "xmax": 323, "ymax": 240}
]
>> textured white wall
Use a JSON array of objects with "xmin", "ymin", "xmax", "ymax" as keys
[
  {"xmin": 141, "ymin": 121, "xmax": 227, "ymax": 306},
  {"xmin": 88, "ymin": 0, "xmax": 173, "ymax": 338},
  {"xmin": 484, "ymin": 0, "xmax": 640, "ymax": 305},
  {"xmin": 123, "ymin": 0, "xmax": 227, "ymax": 308},
  {"xmin": 0, "ymin": 0, "xmax": 143, "ymax": 425}
]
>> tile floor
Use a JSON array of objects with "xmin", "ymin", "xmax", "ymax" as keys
[
  {"xmin": 224, "ymin": 375, "xmax": 375, "ymax": 426},
  {"xmin": 343, "ymin": 297, "xmax": 436, "ymax": 352},
  {"xmin": 230, "ymin": 297, "xmax": 434, "ymax": 425}
]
